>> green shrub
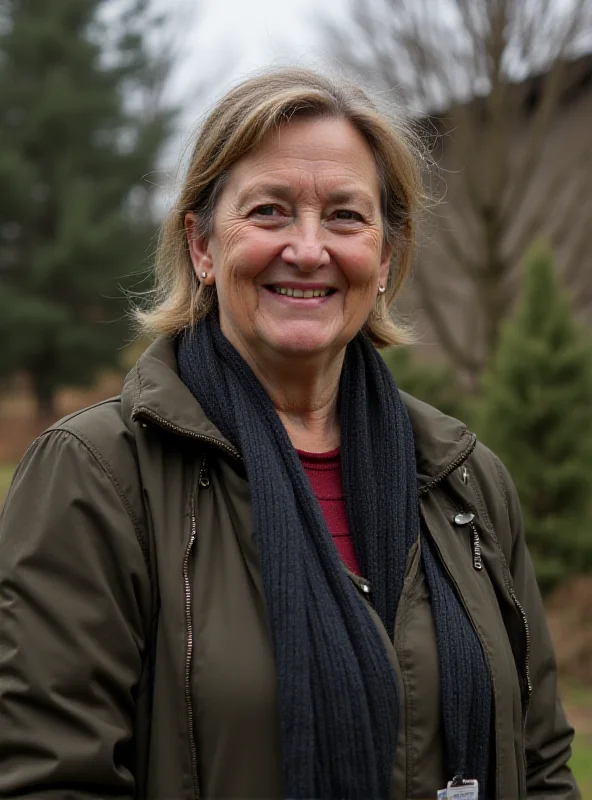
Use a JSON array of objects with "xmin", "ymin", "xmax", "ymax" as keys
[
  {"xmin": 475, "ymin": 243, "xmax": 592, "ymax": 593},
  {"xmin": 382, "ymin": 346, "xmax": 471, "ymax": 424}
]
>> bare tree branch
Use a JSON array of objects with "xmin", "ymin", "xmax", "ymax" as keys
[
  {"xmin": 413, "ymin": 259, "xmax": 481, "ymax": 373},
  {"xmin": 563, "ymin": 199, "xmax": 592, "ymax": 290},
  {"xmin": 508, "ymin": 141, "xmax": 592, "ymax": 267}
]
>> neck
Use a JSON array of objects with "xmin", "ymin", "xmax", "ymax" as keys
[{"xmin": 240, "ymin": 345, "xmax": 344, "ymax": 453}]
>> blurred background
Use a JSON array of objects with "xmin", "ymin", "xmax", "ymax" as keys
[{"xmin": 0, "ymin": 0, "xmax": 591, "ymax": 790}]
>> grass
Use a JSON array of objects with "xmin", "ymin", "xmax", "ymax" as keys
[
  {"xmin": 571, "ymin": 734, "xmax": 592, "ymax": 798},
  {"xmin": 0, "ymin": 463, "xmax": 15, "ymax": 506},
  {"xmin": 563, "ymin": 680, "xmax": 592, "ymax": 798}
]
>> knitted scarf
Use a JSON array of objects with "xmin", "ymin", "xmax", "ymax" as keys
[{"xmin": 177, "ymin": 314, "xmax": 492, "ymax": 799}]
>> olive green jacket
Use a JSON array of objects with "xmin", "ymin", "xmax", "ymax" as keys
[{"xmin": 0, "ymin": 337, "xmax": 579, "ymax": 799}]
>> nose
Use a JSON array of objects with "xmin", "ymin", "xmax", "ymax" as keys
[{"xmin": 281, "ymin": 218, "xmax": 330, "ymax": 271}]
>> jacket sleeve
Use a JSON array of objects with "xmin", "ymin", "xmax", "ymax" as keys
[
  {"xmin": 0, "ymin": 429, "xmax": 150, "ymax": 799},
  {"xmin": 497, "ymin": 458, "xmax": 581, "ymax": 800}
]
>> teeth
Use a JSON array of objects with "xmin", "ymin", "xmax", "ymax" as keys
[{"xmin": 272, "ymin": 287, "xmax": 330, "ymax": 298}]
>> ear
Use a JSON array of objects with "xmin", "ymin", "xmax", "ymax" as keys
[
  {"xmin": 379, "ymin": 243, "xmax": 393, "ymax": 288},
  {"xmin": 184, "ymin": 213, "xmax": 214, "ymax": 284}
]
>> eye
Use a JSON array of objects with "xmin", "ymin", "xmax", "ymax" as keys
[
  {"xmin": 333, "ymin": 209, "xmax": 363, "ymax": 221},
  {"xmin": 251, "ymin": 204, "xmax": 281, "ymax": 217}
]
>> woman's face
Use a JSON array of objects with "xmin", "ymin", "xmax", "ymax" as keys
[{"xmin": 186, "ymin": 116, "xmax": 392, "ymax": 365}]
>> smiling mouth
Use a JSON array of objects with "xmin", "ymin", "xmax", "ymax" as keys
[{"xmin": 266, "ymin": 286, "xmax": 335, "ymax": 298}]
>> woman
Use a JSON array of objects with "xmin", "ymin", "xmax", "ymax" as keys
[{"xmin": 0, "ymin": 68, "xmax": 579, "ymax": 800}]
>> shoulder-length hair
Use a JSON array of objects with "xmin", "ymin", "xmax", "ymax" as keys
[{"xmin": 135, "ymin": 67, "xmax": 424, "ymax": 348}]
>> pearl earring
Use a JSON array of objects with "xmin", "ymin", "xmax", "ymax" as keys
[
  {"xmin": 378, "ymin": 285, "xmax": 386, "ymax": 295},
  {"xmin": 200, "ymin": 271, "xmax": 207, "ymax": 280}
]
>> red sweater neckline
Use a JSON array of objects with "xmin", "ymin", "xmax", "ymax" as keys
[{"xmin": 296, "ymin": 447, "xmax": 341, "ymax": 462}]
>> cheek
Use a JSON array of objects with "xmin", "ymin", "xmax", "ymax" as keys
[
  {"xmin": 218, "ymin": 228, "xmax": 278, "ymax": 282},
  {"xmin": 238, "ymin": 242, "xmax": 274, "ymax": 277},
  {"xmin": 340, "ymin": 239, "xmax": 384, "ymax": 286}
]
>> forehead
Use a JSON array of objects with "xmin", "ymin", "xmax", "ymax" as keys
[{"xmin": 224, "ymin": 116, "xmax": 381, "ymax": 200}]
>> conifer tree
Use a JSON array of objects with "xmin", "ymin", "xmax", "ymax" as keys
[
  {"xmin": 382, "ymin": 347, "xmax": 470, "ymax": 423},
  {"xmin": 0, "ymin": 0, "xmax": 174, "ymax": 416},
  {"xmin": 476, "ymin": 243, "xmax": 592, "ymax": 592}
]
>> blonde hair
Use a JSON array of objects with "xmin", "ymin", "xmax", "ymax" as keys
[{"xmin": 135, "ymin": 67, "xmax": 423, "ymax": 347}]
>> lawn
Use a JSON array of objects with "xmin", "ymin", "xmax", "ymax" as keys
[
  {"xmin": 563, "ymin": 680, "xmax": 592, "ymax": 798},
  {"xmin": 571, "ymin": 734, "xmax": 592, "ymax": 798}
]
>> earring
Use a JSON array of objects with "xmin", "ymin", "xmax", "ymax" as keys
[
  {"xmin": 200, "ymin": 271, "xmax": 207, "ymax": 280},
  {"xmin": 378, "ymin": 285, "xmax": 386, "ymax": 295}
]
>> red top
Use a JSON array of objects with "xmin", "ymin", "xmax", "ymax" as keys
[{"xmin": 297, "ymin": 447, "xmax": 361, "ymax": 575}]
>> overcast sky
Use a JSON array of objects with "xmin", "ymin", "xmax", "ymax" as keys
[
  {"xmin": 164, "ymin": 0, "xmax": 348, "ymax": 122},
  {"xmin": 149, "ymin": 0, "xmax": 350, "ymax": 191}
]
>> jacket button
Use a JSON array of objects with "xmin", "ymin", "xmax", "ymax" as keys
[
  {"xmin": 360, "ymin": 581, "xmax": 371, "ymax": 594},
  {"xmin": 453, "ymin": 511, "xmax": 475, "ymax": 525}
]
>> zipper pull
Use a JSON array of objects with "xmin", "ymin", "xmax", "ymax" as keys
[
  {"xmin": 453, "ymin": 512, "xmax": 482, "ymax": 571},
  {"xmin": 198, "ymin": 457, "xmax": 210, "ymax": 488},
  {"xmin": 470, "ymin": 521, "xmax": 482, "ymax": 571}
]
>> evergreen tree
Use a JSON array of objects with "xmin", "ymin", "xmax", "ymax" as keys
[
  {"xmin": 0, "ymin": 0, "xmax": 174, "ymax": 416},
  {"xmin": 476, "ymin": 243, "xmax": 592, "ymax": 593},
  {"xmin": 382, "ymin": 346, "xmax": 471, "ymax": 424}
]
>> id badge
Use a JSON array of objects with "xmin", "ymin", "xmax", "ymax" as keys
[{"xmin": 437, "ymin": 779, "xmax": 479, "ymax": 799}]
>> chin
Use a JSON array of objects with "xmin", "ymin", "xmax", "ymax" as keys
[
  {"xmin": 272, "ymin": 342, "xmax": 331, "ymax": 359},
  {"xmin": 261, "ymin": 322, "xmax": 346, "ymax": 359}
]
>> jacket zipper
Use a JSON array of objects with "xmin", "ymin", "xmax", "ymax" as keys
[
  {"xmin": 421, "ymin": 442, "xmax": 532, "ymax": 719},
  {"xmin": 137, "ymin": 407, "xmax": 239, "ymax": 799},
  {"xmin": 134, "ymin": 406, "xmax": 242, "ymax": 461},
  {"xmin": 183, "ymin": 510, "xmax": 200, "ymax": 799},
  {"xmin": 508, "ymin": 586, "xmax": 533, "ymax": 712},
  {"xmin": 182, "ymin": 459, "xmax": 213, "ymax": 800},
  {"xmin": 452, "ymin": 512, "xmax": 482, "ymax": 571},
  {"xmin": 457, "ymin": 509, "xmax": 532, "ymax": 713},
  {"xmin": 468, "ymin": 521, "xmax": 482, "ymax": 571}
]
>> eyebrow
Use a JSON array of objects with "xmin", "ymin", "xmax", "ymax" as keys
[{"xmin": 237, "ymin": 183, "xmax": 378, "ymax": 214}]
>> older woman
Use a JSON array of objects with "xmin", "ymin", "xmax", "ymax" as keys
[{"xmin": 0, "ymin": 68, "xmax": 579, "ymax": 800}]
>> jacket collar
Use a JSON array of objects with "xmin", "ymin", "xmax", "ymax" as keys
[
  {"xmin": 400, "ymin": 392, "xmax": 476, "ymax": 491},
  {"xmin": 122, "ymin": 336, "xmax": 475, "ymax": 488},
  {"xmin": 122, "ymin": 335, "xmax": 239, "ymax": 456}
]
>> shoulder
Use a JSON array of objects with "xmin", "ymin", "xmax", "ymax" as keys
[
  {"xmin": 401, "ymin": 391, "xmax": 475, "ymax": 485},
  {"xmin": 48, "ymin": 394, "xmax": 128, "ymax": 446},
  {"xmin": 34, "ymin": 397, "xmax": 143, "ymax": 511},
  {"xmin": 465, "ymin": 439, "xmax": 509, "ymax": 506},
  {"xmin": 10, "ymin": 397, "xmax": 149, "ymax": 558},
  {"xmin": 401, "ymin": 391, "xmax": 519, "ymax": 552}
]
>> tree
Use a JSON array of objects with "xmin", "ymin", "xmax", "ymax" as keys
[
  {"xmin": 382, "ymin": 346, "xmax": 471, "ymax": 423},
  {"xmin": 476, "ymin": 243, "xmax": 592, "ymax": 593},
  {"xmin": 326, "ymin": 0, "xmax": 592, "ymax": 386},
  {"xmin": 0, "ymin": 0, "xmax": 176, "ymax": 417}
]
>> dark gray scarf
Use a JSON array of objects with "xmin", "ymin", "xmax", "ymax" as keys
[{"xmin": 177, "ymin": 313, "xmax": 491, "ymax": 799}]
